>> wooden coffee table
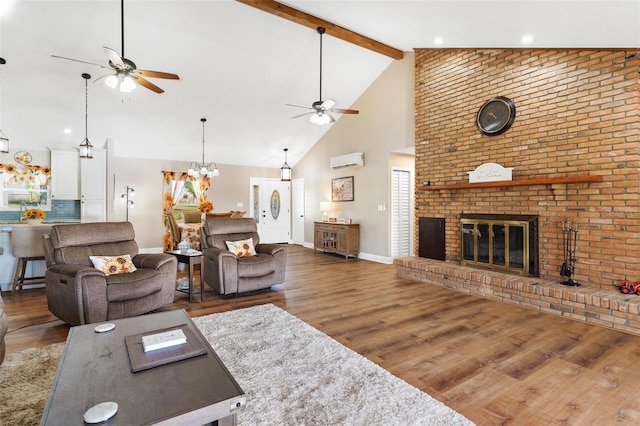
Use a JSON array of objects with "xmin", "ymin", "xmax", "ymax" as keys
[{"xmin": 40, "ymin": 310, "xmax": 245, "ymax": 425}]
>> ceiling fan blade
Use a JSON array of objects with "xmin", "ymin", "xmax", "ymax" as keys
[
  {"xmin": 103, "ymin": 46, "xmax": 124, "ymax": 68},
  {"xmin": 132, "ymin": 75, "xmax": 164, "ymax": 93},
  {"xmin": 136, "ymin": 69, "xmax": 180, "ymax": 80},
  {"xmin": 286, "ymin": 104, "xmax": 314, "ymax": 110},
  {"xmin": 330, "ymin": 108, "xmax": 359, "ymax": 115},
  {"xmin": 292, "ymin": 111, "xmax": 314, "ymax": 119},
  {"xmin": 321, "ymin": 99, "xmax": 336, "ymax": 110},
  {"xmin": 51, "ymin": 54, "xmax": 111, "ymax": 70}
]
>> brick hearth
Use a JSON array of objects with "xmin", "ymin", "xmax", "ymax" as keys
[{"xmin": 396, "ymin": 257, "xmax": 640, "ymax": 336}]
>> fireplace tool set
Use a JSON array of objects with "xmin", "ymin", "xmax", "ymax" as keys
[{"xmin": 560, "ymin": 221, "xmax": 580, "ymax": 286}]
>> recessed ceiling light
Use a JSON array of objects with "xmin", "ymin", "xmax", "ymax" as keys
[
  {"xmin": 521, "ymin": 34, "xmax": 534, "ymax": 44},
  {"xmin": 63, "ymin": 128, "xmax": 72, "ymax": 134},
  {"xmin": 434, "ymin": 37, "xmax": 444, "ymax": 46}
]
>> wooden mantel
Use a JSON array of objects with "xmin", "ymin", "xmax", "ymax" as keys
[{"xmin": 422, "ymin": 174, "xmax": 603, "ymax": 191}]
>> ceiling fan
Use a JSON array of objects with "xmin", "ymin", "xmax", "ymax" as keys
[
  {"xmin": 51, "ymin": 0, "xmax": 179, "ymax": 94},
  {"xmin": 287, "ymin": 27, "xmax": 359, "ymax": 125}
]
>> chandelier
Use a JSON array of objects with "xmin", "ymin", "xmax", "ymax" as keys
[{"xmin": 187, "ymin": 118, "xmax": 219, "ymax": 178}]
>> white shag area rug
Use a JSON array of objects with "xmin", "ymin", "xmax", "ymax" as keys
[
  {"xmin": 0, "ymin": 304, "xmax": 474, "ymax": 425},
  {"xmin": 193, "ymin": 303, "xmax": 474, "ymax": 425}
]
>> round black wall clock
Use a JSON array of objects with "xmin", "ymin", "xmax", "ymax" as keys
[{"xmin": 476, "ymin": 96, "xmax": 516, "ymax": 136}]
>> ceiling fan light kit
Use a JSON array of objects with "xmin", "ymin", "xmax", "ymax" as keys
[
  {"xmin": 286, "ymin": 26, "xmax": 359, "ymax": 126},
  {"xmin": 104, "ymin": 72, "xmax": 136, "ymax": 93},
  {"xmin": 187, "ymin": 118, "xmax": 220, "ymax": 179},
  {"xmin": 310, "ymin": 112, "xmax": 332, "ymax": 125}
]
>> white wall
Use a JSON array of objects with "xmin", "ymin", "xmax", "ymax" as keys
[{"xmin": 293, "ymin": 53, "xmax": 415, "ymax": 261}]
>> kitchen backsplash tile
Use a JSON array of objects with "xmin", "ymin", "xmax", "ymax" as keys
[{"xmin": 0, "ymin": 200, "xmax": 80, "ymax": 222}]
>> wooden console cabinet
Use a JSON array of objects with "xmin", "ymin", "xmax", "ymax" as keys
[{"xmin": 314, "ymin": 222, "xmax": 359, "ymax": 259}]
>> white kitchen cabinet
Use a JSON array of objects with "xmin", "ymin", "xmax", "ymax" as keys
[
  {"xmin": 80, "ymin": 149, "xmax": 107, "ymax": 222},
  {"xmin": 49, "ymin": 149, "xmax": 107, "ymax": 221},
  {"xmin": 81, "ymin": 198, "xmax": 107, "ymax": 222},
  {"xmin": 50, "ymin": 150, "xmax": 79, "ymax": 200}
]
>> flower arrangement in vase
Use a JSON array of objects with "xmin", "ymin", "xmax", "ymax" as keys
[
  {"xmin": 23, "ymin": 208, "xmax": 46, "ymax": 225},
  {"xmin": 198, "ymin": 199, "xmax": 213, "ymax": 214}
]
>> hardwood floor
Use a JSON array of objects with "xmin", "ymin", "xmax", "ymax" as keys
[{"xmin": 4, "ymin": 244, "xmax": 640, "ymax": 425}]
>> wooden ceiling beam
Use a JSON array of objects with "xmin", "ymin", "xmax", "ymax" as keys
[{"xmin": 235, "ymin": 0, "xmax": 404, "ymax": 60}]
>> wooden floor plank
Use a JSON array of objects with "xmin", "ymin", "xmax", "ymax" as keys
[{"xmin": 4, "ymin": 244, "xmax": 640, "ymax": 424}]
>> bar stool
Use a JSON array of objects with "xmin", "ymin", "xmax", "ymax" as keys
[{"xmin": 10, "ymin": 225, "xmax": 52, "ymax": 296}]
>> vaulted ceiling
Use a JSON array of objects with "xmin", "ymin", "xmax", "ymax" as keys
[{"xmin": 1, "ymin": 1, "xmax": 638, "ymax": 168}]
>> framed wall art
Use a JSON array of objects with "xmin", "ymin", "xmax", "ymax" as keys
[{"xmin": 332, "ymin": 176, "xmax": 354, "ymax": 202}]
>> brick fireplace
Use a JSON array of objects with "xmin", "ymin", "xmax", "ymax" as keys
[{"xmin": 412, "ymin": 48, "xmax": 640, "ymax": 290}]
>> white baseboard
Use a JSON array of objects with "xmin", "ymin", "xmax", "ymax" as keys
[
  {"xmin": 301, "ymin": 242, "xmax": 393, "ymax": 264},
  {"xmin": 358, "ymin": 252, "xmax": 393, "ymax": 264}
]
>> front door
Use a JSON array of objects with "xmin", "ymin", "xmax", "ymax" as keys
[{"xmin": 255, "ymin": 179, "xmax": 290, "ymax": 243}]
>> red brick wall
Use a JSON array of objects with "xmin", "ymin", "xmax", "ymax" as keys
[{"xmin": 414, "ymin": 49, "xmax": 640, "ymax": 288}]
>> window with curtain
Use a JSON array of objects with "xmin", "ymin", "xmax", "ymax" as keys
[{"xmin": 161, "ymin": 171, "xmax": 212, "ymax": 251}]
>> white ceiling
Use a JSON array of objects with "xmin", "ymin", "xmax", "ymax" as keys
[{"xmin": 1, "ymin": 1, "xmax": 638, "ymax": 168}]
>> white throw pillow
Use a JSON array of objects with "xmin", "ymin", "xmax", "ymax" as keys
[{"xmin": 225, "ymin": 238, "xmax": 257, "ymax": 258}]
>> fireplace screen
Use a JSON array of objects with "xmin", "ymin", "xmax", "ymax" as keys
[{"xmin": 461, "ymin": 214, "xmax": 538, "ymax": 276}]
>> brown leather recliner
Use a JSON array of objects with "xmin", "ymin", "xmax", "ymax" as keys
[
  {"xmin": 200, "ymin": 217, "xmax": 286, "ymax": 296},
  {"xmin": 43, "ymin": 222, "xmax": 177, "ymax": 326}
]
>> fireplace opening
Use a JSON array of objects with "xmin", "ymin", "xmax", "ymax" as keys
[{"xmin": 461, "ymin": 214, "xmax": 539, "ymax": 277}]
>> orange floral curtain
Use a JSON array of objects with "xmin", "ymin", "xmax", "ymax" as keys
[
  {"xmin": 197, "ymin": 175, "xmax": 212, "ymax": 213},
  {"xmin": 161, "ymin": 171, "xmax": 213, "ymax": 251}
]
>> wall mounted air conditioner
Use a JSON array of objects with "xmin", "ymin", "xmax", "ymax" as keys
[{"xmin": 330, "ymin": 152, "xmax": 364, "ymax": 169}]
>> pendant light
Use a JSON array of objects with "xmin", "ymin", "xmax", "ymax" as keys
[
  {"xmin": 79, "ymin": 73, "xmax": 93, "ymax": 159},
  {"xmin": 187, "ymin": 118, "xmax": 219, "ymax": 178},
  {"xmin": 280, "ymin": 148, "xmax": 291, "ymax": 181},
  {"xmin": 0, "ymin": 57, "xmax": 9, "ymax": 154}
]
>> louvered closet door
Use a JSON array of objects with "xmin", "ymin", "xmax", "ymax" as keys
[{"xmin": 391, "ymin": 169, "xmax": 411, "ymax": 258}]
